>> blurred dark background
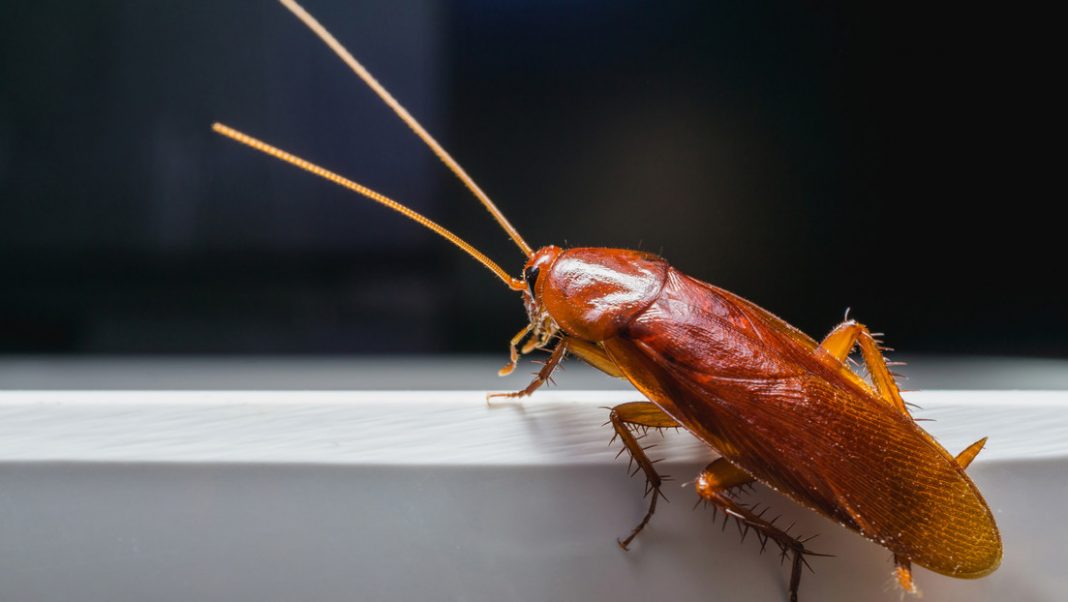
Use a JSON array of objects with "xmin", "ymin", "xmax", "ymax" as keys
[{"xmin": 0, "ymin": 1, "xmax": 1061, "ymax": 357}]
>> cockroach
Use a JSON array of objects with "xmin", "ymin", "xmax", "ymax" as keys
[{"xmin": 213, "ymin": 1, "xmax": 1001, "ymax": 600}]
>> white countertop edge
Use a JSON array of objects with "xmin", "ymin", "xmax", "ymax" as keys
[{"xmin": 1, "ymin": 390, "xmax": 1064, "ymax": 465}]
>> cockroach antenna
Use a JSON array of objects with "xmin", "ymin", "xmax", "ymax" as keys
[
  {"xmin": 211, "ymin": 123, "xmax": 525, "ymax": 291},
  {"xmin": 276, "ymin": 0, "xmax": 534, "ymax": 259}
]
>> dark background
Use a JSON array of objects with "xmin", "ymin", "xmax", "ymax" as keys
[{"xmin": 1, "ymin": 1, "xmax": 1061, "ymax": 357}]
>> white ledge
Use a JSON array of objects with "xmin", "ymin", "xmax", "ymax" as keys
[
  {"xmin": 1, "ymin": 390, "xmax": 1064, "ymax": 602},
  {"xmin": 1, "ymin": 390, "xmax": 1065, "ymax": 465}
]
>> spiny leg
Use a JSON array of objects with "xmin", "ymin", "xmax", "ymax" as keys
[
  {"xmin": 818, "ymin": 320, "xmax": 908, "ymax": 414},
  {"xmin": 818, "ymin": 320, "xmax": 862, "ymax": 362},
  {"xmin": 695, "ymin": 458, "xmax": 818, "ymax": 602},
  {"xmin": 821, "ymin": 322, "xmax": 991, "ymax": 456},
  {"xmin": 488, "ymin": 338, "xmax": 568, "ymax": 400},
  {"xmin": 608, "ymin": 401, "xmax": 680, "ymax": 550}
]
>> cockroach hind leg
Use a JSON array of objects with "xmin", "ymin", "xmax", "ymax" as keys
[
  {"xmin": 818, "ymin": 320, "xmax": 910, "ymax": 416},
  {"xmin": 955, "ymin": 436, "xmax": 988, "ymax": 470},
  {"xmin": 893, "ymin": 555, "xmax": 920, "ymax": 596},
  {"xmin": 607, "ymin": 402, "xmax": 680, "ymax": 550},
  {"xmin": 695, "ymin": 460, "xmax": 830, "ymax": 602}
]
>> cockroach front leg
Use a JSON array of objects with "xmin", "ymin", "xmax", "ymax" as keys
[
  {"xmin": 695, "ymin": 458, "xmax": 817, "ymax": 602},
  {"xmin": 608, "ymin": 401, "xmax": 680, "ymax": 550},
  {"xmin": 487, "ymin": 339, "xmax": 568, "ymax": 401},
  {"xmin": 497, "ymin": 323, "xmax": 534, "ymax": 376}
]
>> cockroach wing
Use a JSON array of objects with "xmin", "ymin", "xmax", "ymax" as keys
[{"xmin": 601, "ymin": 268, "xmax": 1002, "ymax": 577}]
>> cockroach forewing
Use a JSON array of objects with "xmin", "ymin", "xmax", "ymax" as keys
[{"xmin": 600, "ymin": 270, "xmax": 1001, "ymax": 578}]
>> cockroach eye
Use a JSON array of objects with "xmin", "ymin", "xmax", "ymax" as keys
[{"xmin": 524, "ymin": 266, "xmax": 540, "ymax": 294}]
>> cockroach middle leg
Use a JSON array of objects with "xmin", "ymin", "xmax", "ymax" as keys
[
  {"xmin": 566, "ymin": 338, "xmax": 624, "ymax": 378},
  {"xmin": 818, "ymin": 320, "xmax": 909, "ymax": 415},
  {"xmin": 695, "ymin": 458, "xmax": 817, "ymax": 602},
  {"xmin": 694, "ymin": 458, "xmax": 755, "ymax": 499},
  {"xmin": 487, "ymin": 339, "xmax": 568, "ymax": 401},
  {"xmin": 608, "ymin": 401, "xmax": 680, "ymax": 550}
]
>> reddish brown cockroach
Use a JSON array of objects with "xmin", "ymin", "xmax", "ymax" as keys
[{"xmin": 214, "ymin": 2, "xmax": 1001, "ymax": 600}]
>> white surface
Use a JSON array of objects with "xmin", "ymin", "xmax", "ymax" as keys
[
  {"xmin": 0, "ymin": 390, "xmax": 1065, "ymax": 464},
  {"xmin": 1, "ymin": 390, "xmax": 1065, "ymax": 601}
]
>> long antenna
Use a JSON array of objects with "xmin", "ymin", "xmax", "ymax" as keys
[
  {"xmin": 278, "ymin": 0, "xmax": 534, "ymax": 258},
  {"xmin": 212, "ymin": 123, "xmax": 526, "ymax": 291}
]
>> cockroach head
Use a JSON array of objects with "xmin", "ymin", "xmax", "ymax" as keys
[
  {"xmin": 521, "ymin": 245, "xmax": 563, "ymax": 303},
  {"xmin": 520, "ymin": 245, "xmax": 563, "ymax": 336}
]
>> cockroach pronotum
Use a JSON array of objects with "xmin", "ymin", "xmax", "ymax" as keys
[{"xmin": 212, "ymin": 2, "xmax": 1002, "ymax": 600}]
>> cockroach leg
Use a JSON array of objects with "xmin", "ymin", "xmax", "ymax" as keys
[
  {"xmin": 695, "ymin": 459, "xmax": 817, "ymax": 602},
  {"xmin": 694, "ymin": 458, "xmax": 756, "ymax": 499},
  {"xmin": 498, "ymin": 324, "xmax": 534, "ymax": 376},
  {"xmin": 956, "ymin": 437, "xmax": 988, "ymax": 469},
  {"xmin": 818, "ymin": 320, "xmax": 908, "ymax": 415},
  {"xmin": 608, "ymin": 401, "xmax": 680, "ymax": 550},
  {"xmin": 818, "ymin": 320, "xmax": 862, "ymax": 361},
  {"xmin": 567, "ymin": 338, "xmax": 624, "ymax": 378},
  {"xmin": 487, "ymin": 339, "xmax": 568, "ymax": 401},
  {"xmin": 894, "ymin": 555, "xmax": 918, "ymax": 595},
  {"xmin": 520, "ymin": 332, "xmax": 543, "ymax": 354}
]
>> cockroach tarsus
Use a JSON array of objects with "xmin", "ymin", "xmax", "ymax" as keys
[{"xmin": 214, "ymin": 2, "xmax": 1002, "ymax": 600}]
